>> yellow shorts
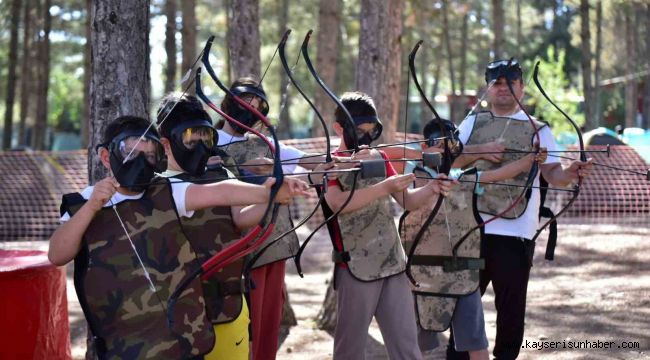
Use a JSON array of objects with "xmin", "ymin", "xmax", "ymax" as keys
[{"xmin": 204, "ymin": 296, "xmax": 250, "ymax": 360}]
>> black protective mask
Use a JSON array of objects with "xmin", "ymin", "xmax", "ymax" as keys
[
  {"xmin": 109, "ymin": 152, "xmax": 156, "ymax": 192},
  {"xmin": 171, "ymin": 139, "xmax": 211, "ymax": 176},
  {"xmin": 228, "ymin": 104, "xmax": 259, "ymax": 135},
  {"xmin": 357, "ymin": 133, "xmax": 375, "ymax": 147}
]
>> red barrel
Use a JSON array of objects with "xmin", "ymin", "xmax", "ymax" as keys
[{"xmin": 0, "ymin": 249, "xmax": 71, "ymax": 360}]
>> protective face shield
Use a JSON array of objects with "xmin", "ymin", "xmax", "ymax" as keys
[
  {"xmin": 485, "ymin": 59, "xmax": 523, "ymax": 84},
  {"xmin": 426, "ymin": 119, "xmax": 464, "ymax": 160},
  {"xmin": 228, "ymin": 85, "xmax": 269, "ymax": 135},
  {"xmin": 104, "ymin": 131, "xmax": 166, "ymax": 192},
  {"xmin": 169, "ymin": 119, "xmax": 218, "ymax": 176},
  {"xmin": 345, "ymin": 115, "xmax": 383, "ymax": 148}
]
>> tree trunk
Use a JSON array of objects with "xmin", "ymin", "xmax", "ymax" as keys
[
  {"xmin": 580, "ymin": 0, "xmax": 595, "ymax": 130},
  {"xmin": 316, "ymin": 277, "xmax": 337, "ymax": 331},
  {"xmin": 89, "ymin": 0, "xmax": 150, "ymax": 184},
  {"xmin": 516, "ymin": 0, "xmax": 522, "ymax": 48},
  {"xmin": 228, "ymin": 0, "xmax": 261, "ymax": 79},
  {"xmin": 81, "ymin": 0, "xmax": 91, "ymax": 149},
  {"xmin": 418, "ymin": 40, "xmax": 429, "ymax": 129},
  {"xmin": 442, "ymin": 0, "xmax": 458, "ymax": 121},
  {"xmin": 593, "ymin": 0, "xmax": 602, "ymax": 128},
  {"xmin": 380, "ymin": 0, "xmax": 403, "ymax": 143},
  {"xmin": 181, "ymin": 0, "xmax": 196, "ymax": 94},
  {"xmin": 311, "ymin": 0, "xmax": 341, "ymax": 138},
  {"xmin": 280, "ymin": 285, "xmax": 297, "ymax": 331},
  {"xmin": 224, "ymin": 0, "xmax": 231, "ymax": 84},
  {"xmin": 492, "ymin": 0, "xmax": 505, "ymax": 59},
  {"xmin": 164, "ymin": 0, "xmax": 177, "ymax": 93},
  {"xmin": 624, "ymin": 4, "xmax": 637, "ymax": 128},
  {"xmin": 18, "ymin": 0, "xmax": 32, "ymax": 147},
  {"xmin": 32, "ymin": 0, "xmax": 51, "ymax": 151},
  {"xmin": 277, "ymin": 0, "xmax": 292, "ymax": 139},
  {"xmin": 3, "ymin": 0, "xmax": 21, "ymax": 149},
  {"xmin": 356, "ymin": 0, "xmax": 402, "ymax": 143},
  {"xmin": 458, "ymin": 11, "xmax": 469, "ymax": 121}
]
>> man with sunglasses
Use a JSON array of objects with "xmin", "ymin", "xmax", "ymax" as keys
[
  {"xmin": 49, "ymin": 115, "xmax": 309, "ymax": 359},
  {"xmin": 449, "ymin": 60, "xmax": 592, "ymax": 360}
]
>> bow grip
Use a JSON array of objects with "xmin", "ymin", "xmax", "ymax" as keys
[
  {"xmin": 423, "ymin": 152, "xmax": 442, "ymax": 169},
  {"xmin": 360, "ymin": 159, "xmax": 386, "ymax": 179}
]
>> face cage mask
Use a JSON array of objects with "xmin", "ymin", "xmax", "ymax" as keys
[
  {"xmin": 169, "ymin": 123, "xmax": 218, "ymax": 177},
  {"xmin": 106, "ymin": 132, "xmax": 166, "ymax": 192}
]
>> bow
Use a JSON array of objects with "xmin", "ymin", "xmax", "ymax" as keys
[
  {"xmin": 167, "ymin": 36, "xmax": 283, "ymax": 324},
  {"xmin": 529, "ymin": 61, "xmax": 584, "ymax": 257},
  {"xmin": 243, "ymin": 29, "xmax": 333, "ymax": 272},
  {"xmin": 403, "ymin": 40, "xmax": 455, "ymax": 285},
  {"xmin": 292, "ymin": 29, "xmax": 361, "ymax": 277}
]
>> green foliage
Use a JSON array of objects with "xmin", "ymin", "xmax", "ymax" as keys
[
  {"xmin": 524, "ymin": 47, "xmax": 583, "ymax": 135},
  {"xmin": 48, "ymin": 66, "xmax": 83, "ymax": 132}
]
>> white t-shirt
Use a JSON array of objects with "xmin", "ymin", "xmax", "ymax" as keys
[
  {"xmin": 458, "ymin": 110, "xmax": 560, "ymax": 240},
  {"xmin": 216, "ymin": 129, "xmax": 305, "ymax": 174},
  {"xmin": 60, "ymin": 180, "xmax": 193, "ymax": 222}
]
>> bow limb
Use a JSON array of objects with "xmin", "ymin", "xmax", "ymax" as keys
[
  {"xmin": 199, "ymin": 38, "xmax": 285, "ymax": 270},
  {"xmin": 404, "ymin": 40, "xmax": 453, "ymax": 286},
  {"xmin": 290, "ymin": 30, "xmax": 360, "ymax": 277},
  {"xmin": 167, "ymin": 37, "xmax": 283, "ymax": 324},
  {"xmin": 529, "ymin": 61, "xmax": 584, "ymax": 249},
  {"xmin": 242, "ymin": 29, "xmax": 332, "ymax": 274}
]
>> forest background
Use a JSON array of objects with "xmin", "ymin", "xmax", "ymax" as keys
[{"xmin": 0, "ymin": 0, "xmax": 648, "ymax": 158}]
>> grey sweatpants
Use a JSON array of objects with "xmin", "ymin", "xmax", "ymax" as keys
[{"xmin": 334, "ymin": 267, "xmax": 423, "ymax": 360}]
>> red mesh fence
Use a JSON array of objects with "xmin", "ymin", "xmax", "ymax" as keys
[{"xmin": 0, "ymin": 141, "xmax": 647, "ymax": 242}]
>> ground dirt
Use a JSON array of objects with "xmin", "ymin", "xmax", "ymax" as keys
[{"xmin": 7, "ymin": 222, "xmax": 647, "ymax": 359}]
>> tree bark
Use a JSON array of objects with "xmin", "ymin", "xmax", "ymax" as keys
[
  {"xmin": 228, "ymin": 0, "xmax": 261, "ymax": 79},
  {"xmin": 458, "ymin": 10, "xmax": 469, "ymax": 121},
  {"xmin": 380, "ymin": 0, "xmax": 403, "ymax": 143},
  {"xmin": 181, "ymin": 0, "xmax": 196, "ymax": 94},
  {"xmin": 18, "ymin": 0, "xmax": 32, "ymax": 147},
  {"xmin": 492, "ymin": 0, "xmax": 505, "ymax": 59},
  {"xmin": 89, "ymin": 0, "xmax": 150, "ymax": 184},
  {"xmin": 312, "ymin": 0, "xmax": 341, "ymax": 138},
  {"xmin": 593, "ymin": 0, "xmax": 602, "ymax": 128},
  {"xmin": 355, "ymin": 0, "xmax": 402, "ymax": 143},
  {"xmin": 316, "ymin": 277, "xmax": 337, "ymax": 331},
  {"xmin": 516, "ymin": 0, "xmax": 522, "ymax": 48},
  {"xmin": 442, "ymin": 0, "xmax": 459, "ymax": 121},
  {"xmin": 32, "ymin": 0, "xmax": 51, "ymax": 150},
  {"xmin": 277, "ymin": 0, "xmax": 292, "ymax": 139},
  {"xmin": 580, "ymin": 0, "xmax": 595, "ymax": 130},
  {"xmin": 624, "ymin": 4, "xmax": 637, "ymax": 128},
  {"xmin": 164, "ymin": 0, "xmax": 177, "ymax": 93},
  {"xmin": 81, "ymin": 0, "xmax": 91, "ymax": 149},
  {"xmin": 3, "ymin": 0, "xmax": 21, "ymax": 149}
]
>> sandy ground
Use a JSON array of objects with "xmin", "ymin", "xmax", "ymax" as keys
[{"xmin": 5, "ymin": 222, "xmax": 648, "ymax": 359}]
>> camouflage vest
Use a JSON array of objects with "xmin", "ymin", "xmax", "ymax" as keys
[
  {"xmin": 63, "ymin": 178, "xmax": 214, "ymax": 359},
  {"xmin": 466, "ymin": 111, "xmax": 547, "ymax": 219},
  {"xmin": 334, "ymin": 151, "xmax": 406, "ymax": 281},
  {"xmin": 401, "ymin": 167, "xmax": 482, "ymax": 332},
  {"xmin": 223, "ymin": 134, "xmax": 299, "ymax": 268},
  {"xmin": 173, "ymin": 168, "xmax": 244, "ymax": 324}
]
